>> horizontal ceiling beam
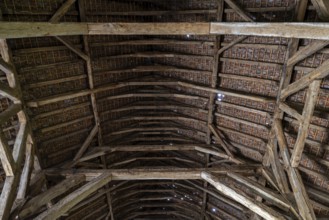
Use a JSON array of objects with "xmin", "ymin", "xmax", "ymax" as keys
[
  {"xmin": 1, "ymin": 22, "xmax": 329, "ymax": 40},
  {"xmin": 78, "ymin": 144, "xmax": 241, "ymax": 164},
  {"xmin": 45, "ymin": 167, "xmax": 259, "ymax": 181}
]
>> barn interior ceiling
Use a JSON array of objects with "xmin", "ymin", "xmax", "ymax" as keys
[{"xmin": 0, "ymin": 0, "xmax": 329, "ymax": 219}]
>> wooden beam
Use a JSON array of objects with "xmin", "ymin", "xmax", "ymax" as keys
[
  {"xmin": 0, "ymin": 81, "xmax": 20, "ymax": 102},
  {"xmin": 97, "ymin": 64, "xmax": 212, "ymax": 75},
  {"xmin": 0, "ymin": 130, "xmax": 16, "ymax": 176},
  {"xmin": 1, "ymin": 22, "xmax": 329, "ymax": 40},
  {"xmin": 102, "ymin": 51, "xmax": 212, "ymax": 60},
  {"xmin": 226, "ymin": 172, "xmax": 298, "ymax": 217},
  {"xmin": 17, "ymin": 174, "xmax": 86, "ymax": 219},
  {"xmin": 91, "ymin": 38, "xmax": 214, "ymax": 47},
  {"xmin": 88, "ymin": 22, "xmax": 210, "ymax": 35},
  {"xmin": 26, "ymin": 75, "xmax": 86, "ymax": 89},
  {"xmin": 274, "ymin": 119, "xmax": 316, "ymax": 220},
  {"xmin": 224, "ymin": 0, "xmax": 254, "ymax": 22},
  {"xmin": 104, "ymin": 126, "xmax": 205, "ymax": 137},
  {"xmin": 279, "ymin": 102, "xmax": 303, "ymax": 123},
  {"xmin": 40, "ymin": 115, "xmax": 93, "ymax": 133},
  {"xmin": 24, "ymin": 76, "xmax": 272, "ymax": 107},
  {"xmin": 310, "ymin": 0, "xmax": 329, "ymax": 21},
  {"xmin": 0, "ymin": 14, "xmax": 40, "ymax": 219},
  {"xmin": 0, "ymin": 22, "xmax": 87, "ymax": 38},
  {"xmin": 77, "ymin": 144, "xmax": 241, "ymax": 163},
  {"xmin": 76, "ymin": 1, "xmax": 113, "ymax": 218},
  {"xmin": 16, "ymin": 135, "xmax": 34, "ymax": 200},
  {"xmin": 281, "ymin": 59, "xmax": 329, "ymax": 99},
  {"xmin": 49, "ymin": 0, "xmax": 77, "ymax": 23},
  {"xmin": 290, "ymin": 80, "xmax": 321, "ymax": 167},
  {"xmin": 0, "ymin": 123, "xmax": 27, "ymax": 219},
  {"xmin": 72, "ymin": 125, "xmax": 98, "ymax": 163},
  {"xmin": 210, "ymin": 22, "xmax": 329, "ymax": 40},
  {"xmin": 220, "ymin": 72, "xmax": 278, "ymax": 86},
  {"xmin": 201, "ymin": 172, "xmax": 285, "ymax": 220},
  {"xmin": 262, "ymin": 0, "xmax": 308, "ymax": 195},
  {"xmin": 266, "ymin": 137, "xmax": 290, "ymax": 194},
  {"xmin": 287, "ymin": 40, "xmax": 329, "ymax": 67},
  {"xmin": 208, "ymin": 124, "xmax": 234, "ymax": 157},
  {"xmin": 35, "ymin": 173, "xmax": 111, "ymax": 220},
  {"xmin": 0, "ymin": 56, "xmax": 14, "ymax": 75},
  {"xmin": 108, "ymin": 157, "xmax": 201, "ymax": 168},
  {"xmin": 185, "ymin": 180, "xmax": 245, "ymax": 212},
  {"xmin": 45, "ymin": 167, "xmax": 259, "ymax": 181},
  {"xmin": 202, "ymin": 3, "xmax": 224, "ymax": 217},
  {"xmin": 54, "ymin": 36, "xmax": 89, "ymax": 61},
  {"xmin": 0, "ymin": 104, "xmax": 21, "ymax": 123}
]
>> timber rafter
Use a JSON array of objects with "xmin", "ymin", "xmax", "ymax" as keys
[{"xmin": 1, "ymin": 0, "xmax": 329, "ymax": 219}]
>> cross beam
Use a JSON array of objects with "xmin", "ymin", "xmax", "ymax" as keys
[{"xmin": 1, "ymin": 22, "xmax": 329, "ymax": 40}]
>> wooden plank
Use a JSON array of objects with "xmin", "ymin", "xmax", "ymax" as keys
[
  {"xmin": 310, "ymin": 0, "xmax": 329, "ymax": 21},
  {"xmin": 290, "ymin": 80, "xmax": 321, "ymax": 167},
  {"xmin": 49, "ymin": 0, "xmax": 77, "ymax": 23},
  {"xmin": 201, "ymin": 172, "xmax": 285, "ymax": 220},
  {"xmin": 281, "ymin": 59, "xmax": 329, "ymax": 99},
  {"xmin": 35, "ymin": 173, "xmax": 111, "ymax": 220},
  {"xmin": 0, "ymin": 130, "xmax": 15, "ymax": 176},
  {"xmin": 18, "ymin": 175, "xmax": 86, "ymax": 219}
]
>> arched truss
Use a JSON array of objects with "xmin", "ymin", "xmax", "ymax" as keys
[{"xmin": 1, "ymin": 0, "xmax": 329, "ymax": 220}]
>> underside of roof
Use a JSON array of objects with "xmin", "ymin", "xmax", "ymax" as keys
[{"xmin": 0, "ymin": 0, "xmax": 329, "ymax": 219}]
